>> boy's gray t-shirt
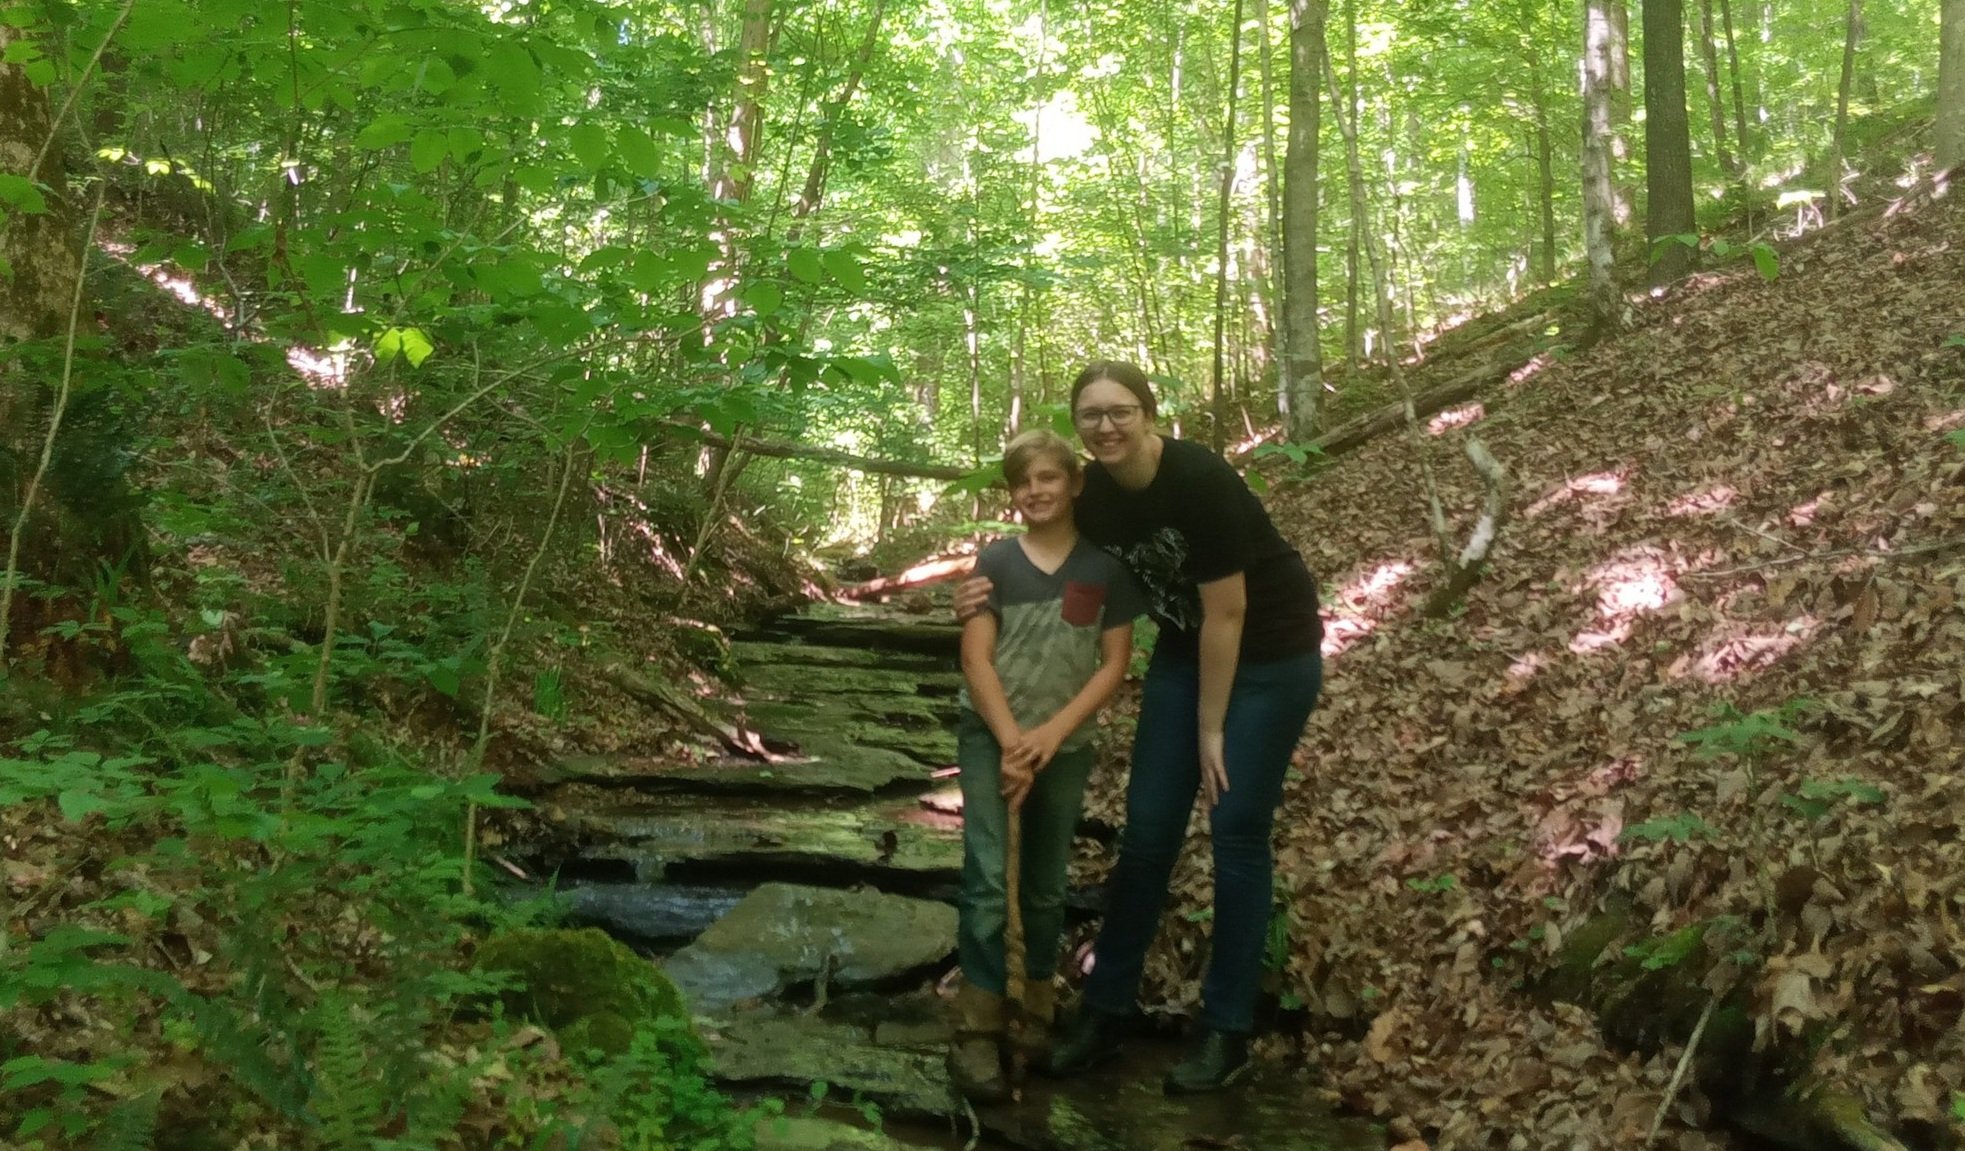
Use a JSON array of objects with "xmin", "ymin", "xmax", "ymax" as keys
[{"xmin": 960, "ymin": 536, "xmax": 1146, "ymax": 751}]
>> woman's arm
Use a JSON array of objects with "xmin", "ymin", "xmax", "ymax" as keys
[
  {"xmin": 1016, "ymin": 622, "xmax": 1135, "ymax": 771},
  {"xmin": 1196, "ymin": 572, "xmax": 1248, "ymax": 808}
]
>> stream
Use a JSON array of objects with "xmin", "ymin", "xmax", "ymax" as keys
[{"xmin": 524, "ymin": 602, "xmax": 1381, "ymax": 1150}]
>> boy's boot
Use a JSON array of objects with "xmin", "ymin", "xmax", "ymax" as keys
[
  {"xmin": 946, "ymin": 983, "xmax": 1009, "ymax": 1103},
  {"xmin": 1039, "ymin": 1003, "xmax": 1125, "ymax": 1077},
  {"xmin": 1011, "ymin": 979, "xmax": 1057, "ymax": 1065},
  {"xmin": 1162, "ymin": 1028, "xmax": 1251, "ymax": 1094}
]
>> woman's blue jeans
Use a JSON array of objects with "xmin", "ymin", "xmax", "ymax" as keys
[{"xmin": 1080, "ymin": 646, "xmax": 1323, "ymax": 1033}]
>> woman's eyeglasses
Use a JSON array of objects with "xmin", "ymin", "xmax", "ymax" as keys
[{"xmin": 1073, "ymin": 403, "xmax": 1144, "ymax": 429}]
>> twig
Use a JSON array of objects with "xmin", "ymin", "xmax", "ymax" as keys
[
  {"xmin": 1721, "ymin": 515, "xmax": 1809, "ymax": 556},
  {"xmin": 27, "ymin": 0, "xmax": 138, "ymax": 185},
  {"xmin": 1682, "ymin": 536, "xmax": 1965, "ymax": 579},
  {"xmin": 0, "ymin": 182, "xmax": 107, "ymax": 672},
  {"xmin": 1644, "ymin": 995, "xmax": 1718, "ymax": 1148}
]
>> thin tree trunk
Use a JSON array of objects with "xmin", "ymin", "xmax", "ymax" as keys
[
  {"xmin": 1696, "ymin": 0, "xmax": 1738, "ymax": 174},
  {"xmin": 1935, "ymin": 0, "xmax": 1963, "ymax": 172},
  {"xmin": 1581, "ymin": 0, "xmax": 1621, "ymax": 330},
  {"xmin": 1282, "ymin": 0, "xmax": 1326, "ymax": 441},
  {"xmin": 1343, "ymin": 0, "xmax": 1361, "ymax": 376},
  {"xmin": 1531, "ymin": 62, "xmax": 1557, "ymax": 284},
  {"xmin": 1255, "ymin": 0, "xmax": 1289, "ymax": 419},
  {"xmin": 1719, "ymin": 0, "xmax": 1751, "ymax": 164},
  {"xmin": 1210, "ymin": 0, "xmax": 1247, "ymax": 451},
  {"xmin": 1827, "ymin": 0, "xmax": 1861, "ymax": 220},
  {"xmin": 783, "ymin": 0, "xmax": 887, "ymax": 248},
  {"xmin": 1012, "ymin": 0, "xmax": 1050, "ymax": 438},
  {"xmin": 1644, "ymin": 0, "xmax": 1697, "ymax": 285},
  {"xmin": 1607, "ymin": 0, "xmax": 1635, "ymax": 233},
  {"xmin": 1316, "ymin": 33, "xmax": 1452, "ymax": 568}
]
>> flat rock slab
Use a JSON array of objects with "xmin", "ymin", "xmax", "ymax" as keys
[
  {"xmin": 665, "ymin": 883, "xmax": 958, "ymax": 1016},
  {"xmin": 745, "ymin": 695, "xmax": 961, "ymax": 748},
  {"xmin": 576, "ymin": 795, "xmax": 962, "ymax": 881},
  {"xmin": 731, "ymin": 640, "xmax": 951, "ymax": 675},
  {"xmin": 708, "ymin": 1009, "xmax": 953, "ymax": 1118},
  {"xmin": 751, "ymin": 1116, "xmax": 915, "ymax": 1151},
  {"xmin": 554, "ymin": 746, "xmax": 938, "ymax": 795},
  {"xmin": 739, "ymin": 663, "xmax": 966, "ymax": 700},
  {"xmin": 753, "ymin": 611, "xmax": 963, "ymax": 656}
]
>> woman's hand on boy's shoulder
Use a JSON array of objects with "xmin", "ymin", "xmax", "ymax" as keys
[{"xmin": 954, "ymin": 573, "xmax": 993, "ymax": 622}]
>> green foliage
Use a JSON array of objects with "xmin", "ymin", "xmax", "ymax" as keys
[
  {"xmin": 1620, "ymin": 813, "xmax": 1720, "ymax": 845},
  {"xmin": 1650, "ymin": 233, "xmax": 1781, "ymax": 281},
  {"xmin": 1779, "ymin": 777, "xmax": 1886, "ymax": 823},
  {"xmin": 1676, "ymin": 699, "xmax": 1814, "ymax": 762},
  {"xmin": 1405, "ymin": 873, "xmax": 1459, "ymax": 894}
]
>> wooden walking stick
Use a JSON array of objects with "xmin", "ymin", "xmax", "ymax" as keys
[{"xmin": 1003, "ymin": 807, "xmax": 1028, "ymax": 1094}]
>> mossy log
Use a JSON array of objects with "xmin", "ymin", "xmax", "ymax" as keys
[
  {"xmin": 475, "ymin": 926, "xmax": 701, "ymax": 1062},
  {"xmin": 1537, "ymin": 912, "xmax": 1909, "ymax": 1151}
]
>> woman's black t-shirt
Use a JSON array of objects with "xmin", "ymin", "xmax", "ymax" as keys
[{"xmin": 1075, "ymin": 437, "xmax": 1322, "ymax": 663}]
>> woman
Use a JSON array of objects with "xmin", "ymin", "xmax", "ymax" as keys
[{"xmin": 956, "ymin": 361, "xmax": 1323, "ymax": 1094}]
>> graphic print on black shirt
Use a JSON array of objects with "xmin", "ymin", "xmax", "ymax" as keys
[{"xmin": 1114, "ymin": 526, "xmax": 1199, "ymax": 632}]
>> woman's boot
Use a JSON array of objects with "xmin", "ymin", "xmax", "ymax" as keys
[
  {"xmin": 946, "ymin": 983, "xmax": 1008, "ymax": 1103},
  {"xmin": 1011, "ymin": 979, "xmax": 1056, "ymax": 1067}
]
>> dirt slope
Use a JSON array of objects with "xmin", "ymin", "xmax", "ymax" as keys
[{"xmin": 1094, "ymin": 180, "xmax": 1965, "ymax": 1148}]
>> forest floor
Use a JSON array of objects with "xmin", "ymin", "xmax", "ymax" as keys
[{"xmin": 1068, "ymin": 174, "xmax": 1965, "ymax": 1149}]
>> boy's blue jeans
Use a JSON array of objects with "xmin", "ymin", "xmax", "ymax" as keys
[
  {"xmin": 955, "ymin": 712, "xmax": 1097, "ymax": 996},
  {"xmin": 1081, "ymin": 646, "xmax": 1323, "ymax": 1033}
]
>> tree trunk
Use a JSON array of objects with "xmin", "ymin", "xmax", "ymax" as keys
[
  {"xmin": 1826, "ymin": 0, "xmax": 1861, "ymax": 221},
  {"xmin": 0, "ymin": 25, "xmax": 79, "ymax": 346},
  {"xmin": 1719, "ymin": 0, "xmax": 1752, "ymax": 165},
  {"xmin": 1695, "ymin": 0, "xmax": 1738, "ymax": 175},
  {"xmin": 1643, "ymin": 0, "xmax": 1697, "ymax": 286},
  {"xmin": 783, "ymin": 0, "xmax": 887, "ymax": 248},
  {"xmin": 1255, "ymin": 0, "xmax": 1289, "ymax": 423},
  {"xmin": 1282, "ymin": 0, "xmax": 1326, "ymax": 441},
  {"xmin": 1938, "ymin": 0, "xmax": 1965, "ymax": 173},
  {"xmin": 1581, "ymin": 0, "xmax": 1620, "ymax": 330},
  {"xmin": 1343, "ymin": 0, "xmax": 1361, "ymax": 376},
  {"xmin": 1210, "ymin": 0, "xmax": 1248, "ymax": 451},
  {"xmin": 1531, "ymin": 60, "xmax": 1557, "ymax": 284},
  {"xmin": 1607, "ymin": 0, "xmax": 1635, "ymax": 233},
  {"xmin": 716, "ymin": 0, "xmax": 775, "ymax": 206}
]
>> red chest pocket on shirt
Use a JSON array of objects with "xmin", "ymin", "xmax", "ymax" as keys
[{"xmin": 1061, "ymin": 581, "xmax": 1106, "ymax": 627}]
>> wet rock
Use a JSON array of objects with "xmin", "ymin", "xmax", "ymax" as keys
[
  {"xmin": 555, "ymin": 882, "xmax": 746, "ymax": 943},
  {"xmin": 665, "ymin": 883, "xmax": 958, "ymax": 1016},
  {"xmin": 739, "ymin": 663, "xmax": 966, "ymax": 700},
  {"xmin": 731, "ymin": 640, "xmax": 950, "ymax": 675},
  {"xmin": 577, "ymin": 795, "xmax": 962, "ymax": 884},
  {"xmin": 554, "ymin": 744, "xmax": 940, "ymax": 794},
  {"xmin": 753, "ymin": 607, "xmax": 963, "ymax": 656},
  {"xmin": 708, "ymin": 1009, "xmax": 953, "ymax": 1118}
]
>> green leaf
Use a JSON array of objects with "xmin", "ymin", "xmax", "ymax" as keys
[
  {"xmin": 616, "ymin": 125, "xmax": 661, "ymax": 176},
  {"xmin": 1750, "ymin": 245, "xmax": 1779, "ymax": 281},
  {"xmin": 417, "ymin": 56, "xmax": 456, "ymax": 95},
  {"xmin": 1943, "ymin": 334, "xmax": 1965, "ymax": 349},
  {"xmin": 374, "ymin": 327, "xmax": 435, "ymax": 368},
  {"xmin": 355, "ymin": 114, "xmax": 414, "ymax": 151},
  {"xmin": 741, "ymin": 280, "xmax": 784, "ymax": 318},
  {"xmin": 820, "ymin": 249, "xmax": 866, "ymax": 294},
  {"xmin": 57, "ymin": 789, "xmax": 111, "ymax": 821},
  {"xmin": 786, "ymin": 247, "xmax": 824, "ymax": 284},
  {"xmin": 570, "ymin": 123, "xmax": 610, "ymax": 171},
  {"xmin": 22, "ymin": 57, "xmax": 53, "ymax": 86},
  {"xmin": 410, "ymin": 129, "xmax": 449, "ymax": 174},
  {"xmin": 0, "ymin": 173, "xmax": 46, "ymax": 214}
]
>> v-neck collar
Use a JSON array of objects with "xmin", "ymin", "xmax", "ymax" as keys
[{"xmin": 1015, "ymin": 534, "xmax": 1079, "ymax": 578}]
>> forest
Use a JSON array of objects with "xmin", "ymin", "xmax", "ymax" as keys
[{"xmin": 2, "ymin": 0, "xmax": 1964, "ymax": 1147}]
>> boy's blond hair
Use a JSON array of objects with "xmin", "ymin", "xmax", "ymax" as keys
[{"xmin": 1002, "ymin": 429, "xmax": 1082, "ymax": 488}]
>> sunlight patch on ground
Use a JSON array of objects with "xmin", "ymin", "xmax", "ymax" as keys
[
  {"xmin": 1664, "ymin": 484, "xmax": 1738, "ymax": 517},
  {"xmin": 1321, "ymin": 560, "xmax": 1413, "ymax": 658},
  {"xmin": 1526, "ymin": 470, "xmax": 1627, "ymax": 520},
  {"xmin": 1568, "ymin": 549, "xmax": 1681, "ymax": 654},
  {"xmin": 1428, "ymin": 403, "xmax": 1485, "ymax": 435},
  {"xmin": 1925, "ymin": 409, "xmax": 1965, "ymax": 433},
  {"xmin": 1506, "ymin": 353, "xmax": 1553, "ymax": 387},
  {"xmin": 1787, "ymin": 493, "xmax": 1831, "ymax": 528},
  {"xmin": 103, "ymin": 239, "xmax": 235, "ymax": 326},
  {"xmin": 1502, "ymin": 650, "xmax": 1547, "ymax": 692},
  {"xmin": 1670, "ymin": 616, "xmax": 1821, "ymax": 683}
]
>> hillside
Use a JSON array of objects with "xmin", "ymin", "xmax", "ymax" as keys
[{"xmin": 1082, "ymin": 176, "xmax": 1965, "ymax": 1147}]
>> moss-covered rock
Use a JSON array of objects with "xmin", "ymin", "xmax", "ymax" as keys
[{"xmin": 475, "ymin": 927, "xmax": 699, "ymax": 1061}]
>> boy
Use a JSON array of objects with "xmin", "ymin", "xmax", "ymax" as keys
[{"xmin": 948, "ymin": 428, "xmax": 1143, "ymax": 1103}]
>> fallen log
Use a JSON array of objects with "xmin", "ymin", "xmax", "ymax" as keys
[
  {"xmin": 658, "ymin": 421, "xmax": 975, "ymax": 482},
  {"xmin": 595, "ymin": 656, "xmax": 774, "ymax": 759},
  {"xmin": 840, "ymin": 553, "xmax": 974, "ymax": 600},
  {"xmin": 1307, "ymin": 354, "xmax": 1529, "ymax": 462},
  {"xmin": 1422, "ymin": 436, "xmax": 1508, "ymax": 619}
]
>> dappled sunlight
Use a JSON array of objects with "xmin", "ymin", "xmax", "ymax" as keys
[
  {"xmin": 1670, "ymin": 616, "xmax": 1821, "ymax": 684},
  {"xmin": 1428, "ymin": 403, "xmax": 1485, "ymax": 435},
  {"xmin": 1664, "ymin": 484, "xmax": 1738, "ymax": 518},
  {"xmin": 1321, "ymin": 560, "xmax": 1413, "ymax": 658},
  {"xmin": 1525, "ymin": 470, "xmax": 1627, "ymax": 520},
  {"xmin": 1502, "ymin": 650, "xmax": 1548, "ymax": 693},
  {"xmin": 1924, "ymin": 409, "xmax": 1965, "ymax": 433},
  {"xmin": 285, "ymin": 346, "xmax": 353, "ymax": 389},
  {"xmin": 1505, "ymin": 353, "xmax": 1554, "ymax": 388},
  {"xmin": 1787, "ymin": 493, "xmax": 1830, "ymax": 528},
  {"xmin": 1568, "ymin": 549, "xmax": 1681, "ymax": 654}
]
